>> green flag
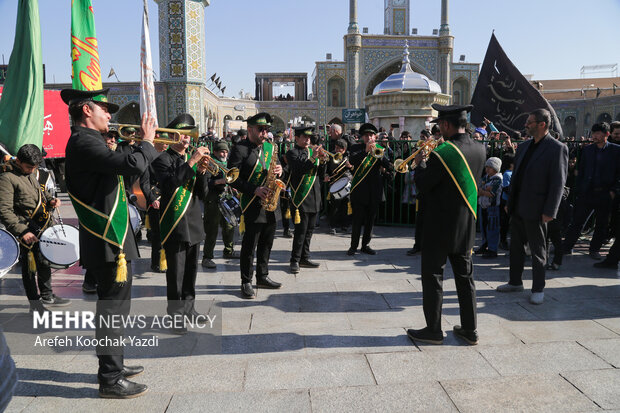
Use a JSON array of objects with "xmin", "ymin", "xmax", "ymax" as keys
[
  {"xmin": 0, "ymin": 0, "xmax": 44, "ymax": 155},
  {"xmin": 71, "ymin": 0, "xmax": 102, "ymax": 91}
]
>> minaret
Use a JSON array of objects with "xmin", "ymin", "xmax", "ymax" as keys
[
  {"xmin": 346, "ymin": 0, "xmax": 362, "ymax": 110},
  {"xmin": 438, "ymin": 0, "xmax": 453, "ymax": 97},
  {"xmin": 155, "ymin": 0, "xmax": 210, "ymax": 128}
]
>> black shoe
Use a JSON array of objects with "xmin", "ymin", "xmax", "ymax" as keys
[
  {"xmin": 453, "ymin": 325, "xmax": 479, "ymax": 345},
  {"xmin": 347, "ymin": 248, "xmax": 357, "ymax": 256},
  {"xmin": 481, "ymin": 250, "xmax": 497, "ymax": 259},
  {"xmin": 545, "ymin": 262, "xmax": 561, "ymax": 271},
  {"xmin": 223, "ymin": 251, "xmax": 240, "ymax": 259},
  {"xmin": 82, "ymin": 282, "xmax": 97, "ymax": 294},
  {"xmin": 98, "ymin": 366, "xmax": 144, "ymax": 383},
  {"xmin": 170, "ymin": 325, "xmax": 188, "ymax": 335},
  {"xmin": 99, "ymin": 378, "xmax": 148, "ymax": 399},
  {"xmin": 256, "ymin": 276, "xmax": 282, "ymax": 289},
  {"xmin": 290, "ymin": 262, "xmax": 300, "ymax": 274},
  {"xmin": 361, "ymin": 246, "xmax": 377, "ymax": 255},
  {"xmin": 589, "ymin": 251, "xmax": 603, "ymax": 260},
  {"xmin": 406, "ymin": 246, "xmax": 421, "ymax": 256},
  {"xmin": 594, "ymin": 260, "xmax": 618, "ymax": 269},
  {"xmin": 299, "ymin": 259, "xmax": 320, "ymax": 268},
  {"xmin": 40, "ymin": 294, "xmax": 71, "ymax": 307},
  {"xmin": 499, "ymin": 241, "xmax": 510, "ymax": 251},
  {"xmin": 406, "ymin": 327, "xmax": 443, "ymax": 345},
  {"xmin": 241, "ymin": 283, "xmax": 255, "ymax": 299},
  {"xmin": 150, "ymin": 264, "xmax": 165, "ymax": 273},
  {"xmin": 474, "ymin": 246, "xmax": 488, "ymax": 255},
  {"xmin": 283, "ymin": 229, "xmax": 293, "ymax": 238},
  {"xmin": 29, "ymin": 301, "xmax": 49, "ymax": 314},
  {"xmin": 201, "ymin": 258, "xmax": 216, "ymax": 269},
  {"xmin": 184, "ymin": 308, "xmax": 205, "ymax": 323}
]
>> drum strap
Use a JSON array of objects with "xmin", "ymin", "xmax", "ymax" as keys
[
  {"xmin": 159, "ymin": 154, "xmax": 197, "ymax": 245},
  {"xmin": 432, "ymin": 141, "xmax": 478, "ymax": 218},
  {"xmin": 350, "ymin": 144, "xmax": 382, "ymax": 193}
]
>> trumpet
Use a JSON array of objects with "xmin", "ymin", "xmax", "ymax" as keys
[
  {"xmin": 371, "ymin": 144, "xmax": 384, "ymax": 159},
  {"xmin": 312, "ymin": 146, "xmax": 343, "ymax": 163},
  {"xmin": 108, "ymin": 123, "xmax": 199, "ymax": 144},
  {"xmin": 198, "ymin": 155, "xmax": 240, "ymax": 183},
  {"xmin": 394, "ymin": 139, "xmax": 438, "ymax": 173}
]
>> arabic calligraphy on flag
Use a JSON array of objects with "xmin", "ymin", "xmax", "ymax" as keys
[{"xmin": 71, "ymin": 0, "xmax": 102, "ymax": 91}]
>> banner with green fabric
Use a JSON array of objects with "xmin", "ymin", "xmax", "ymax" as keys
[
  {"xmin": 350, "ymin": 144, "xmax": 383, "ymax": 193},
  {"xmin": 290, "ymin": 147, "xmax": 318, "ymax": 208},
  {"xmin": 68, "ymin": 176, "xmax": 129, "ymax": 248},
  {"xmin": 0, "ymin": 0, "xmax": 44, "ymax": 155},
  {"xmin": 239, "ymin": 141, "xmax": 274, "ymax": 213},
  {"xmin": 71, "ymin": 0, "xmax": 102, "ymax": 91},
  {"xmin": 160, "ymin": 156, "xmax": 197, "ymax": 245},
  {"xmin": 432, "ymin": 141, "xmax": 478, "ymax": 218}
]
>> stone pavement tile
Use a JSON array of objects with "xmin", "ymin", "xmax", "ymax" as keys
[
  {"xmin": 4, "ymin": 396, "xmax": 34, "ymax": 413},
  {"xmin": 295, "ymin": 270, "xmax": 369, "ymax": 283},
  {"xmin": 220, "ymin": 332, "xmax": 306, "ymax": 357},
  {"xmin": 310, "ymin": 382, "xmax": 457, "ymax": 413},
  {"xmin": 517, "ymin": 297, "xmax": 620, "ymax": 321},
  {"xmin": 595, "ymin": 317, "xmax": 620, "ymax": 335},
  {"xmin": 221, "ymin": 311, "xmax": 252, "ymax": 334},
  {"xmin": 334, "ymin": 279, "xmax": 418, "ymax": 293},
  {"xmin": 366, "ymin": 348, "xmax": 499, "ymax": 384},
  {"xmin": 297, "ymin": 291, "xmax": 390, "ymax": 312},
  {"xmin": 439, "ymin": 314, "xmax": 523, "ymax": 348},
  {"xmin": 346, "ymin": 308, "xmax": 429, "ymax": 330},
  {"xmin": 381, "ymin": 291, "xmax": 424, "ymax": 309},
  {"xmin": 244, "ymin": 354, "xmax": 375, "ymax": 390},
  {"xmin": 442, "ymin": 374, "xmax": 599, "ymax": 413},
  {"xmin": 304, "ymin": 328, "xmax": 415, "ymax": 355},
  {"xmin": 578, "ymin": 338, "xmax": 620, "ymax": 367},
  {"xmin": 503, "ymin": 319, "xmax": 619, "ymax": 343},
  {"xmin": 326, "ymin": 259, "xmax": 395, "ymax": 272},
  {"xmin": 545, "ymin": 283, "xmax": 620, "ymax": 301},
  {"xmin": 562, "ymin": 369, "xmax": 620, "ymax": 410},
  {"xmin": 249, "ymin": 312, "xmax": 352, "ymax": 333},
  {"xmin": 166, "ymin": 389, "xmax": 311, "ymax": 413},
  {"xmin": 479, "ymin": 342, "xmax": 612, "ymax": 376},
  {"xmin": 20, "ymin": 392, "xmax": 173, "ymax": 413}
]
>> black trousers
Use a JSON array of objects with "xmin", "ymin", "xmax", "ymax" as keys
[
  {"xmin": 279, "ymin": 197, "xmax": 291, "ymax": 231},
  {"xmin": 147, "ymin": 207, "xmax": 162, "ymax": 268},
  {"xmin": 328, "ymin": 197, "xmax": 349, "ymax": 229},
  {"xmin": 509, "ymin": 214, "xmax": 547, "ymax": 292},
  {"xmin": 546, "ymin": 218, "xmax": 564, "ymax": 265},
  {"xmin": 563, "ymin": 192, "xmax": 612, "ymax": 253},
  {"xmin": 19, "ymin": 243, "xmax": 52, "ymax": 301},
  {"xmin": 421, "ymin": 248, "xmax": 476, "ymax": 332},
  {"xmin": 350, "ymin": 202, "xmax": 377, "ymax": 250},
  {"xmin": 90, "ymin": 262, "xmax": 132, "ymax": 386},
  {"xmin": 163, "ymin": 241, "xmax": 198, "ymax": 316},
  {"xmin": 291, "ymin": 211, "xmax": 317, "ymax": 263},
  {"xmin": 499, "ymin": 198, "xmax": 510, "ymax": 244},
  {"xmin": 414, "ymin": 198, "xmax": 425, "ymax": 249},
  {"xmin": 240, "ymin": 220, "xmax": 276, "ymax": 283}
]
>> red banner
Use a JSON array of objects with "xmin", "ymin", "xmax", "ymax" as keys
[{"xmin": 0, "ymin": 86, "xmax": 70, "ymax": 158}]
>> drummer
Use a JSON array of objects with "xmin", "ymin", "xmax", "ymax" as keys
[
  {"xmin": 325, "ymin": 139, "xmax": 353, "ymax": 235},
  {"xmin": 201, "ymin": 141, "xmax": 239, "ymax": 269},
  {"xmin": 0, "ymin": 144, "xmax": 70, "ymax": 312}
]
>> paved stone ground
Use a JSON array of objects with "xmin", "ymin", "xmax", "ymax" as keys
[{"xmin": 2, "ymin": 194, "xmax": 620, "ymax": 412}]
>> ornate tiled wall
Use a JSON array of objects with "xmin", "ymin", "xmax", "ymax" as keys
[{"xmin": 315, "ymin": 62, "xmax": 346, "ymax": 126}]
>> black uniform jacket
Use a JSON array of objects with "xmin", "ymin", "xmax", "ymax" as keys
[
  {"xmin": 65, "ymin": 125, "xmax": 158, "ymax": 267},
  {"xmin": 286, "ymin": 145, "xmax": 325, "ymax": 214},
  {"xmin": 349, "ymin": 143, "xmax": 394, "ymax": 208},
  {"xmin": 152, "ymin": 148, "xmax": 209, "ymax": 245},
  {"xmin": 414, "ymin": 133, "xmax": 486, "ymax": 254},
  {"xmin": 228, "ymin": 139, "xmax": 279, "ymax": 224}
]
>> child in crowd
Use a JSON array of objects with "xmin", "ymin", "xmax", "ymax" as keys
[{"xmin": 475, "ymin": 157, "xmax": 503, "ymax": 258}]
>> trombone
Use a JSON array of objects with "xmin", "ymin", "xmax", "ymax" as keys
[
  {"xmin": 198, "ymin": 154, "xmax": 240, "ymax": 183},
  {"xmin": 108, "ymin": 123, "xmax": 199, "ymax": 144}
]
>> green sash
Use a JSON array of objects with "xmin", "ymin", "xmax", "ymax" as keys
[
  {"xmin": 290, "ymin": 147, "xmax": 318, "ymax": 208},
  {"xmin": 350, "ymin": 144, "xmax": 383, "ymax": 193},
  {"xmin": 159, "ymin": 154, "xmax": 197, "ymax": 245},
  {"xmin": 240, "ymin": 141, "xmax": 274, "ymax": 213},
  {"xmin": 68, "ymin": 176, "xmax": 129, "ymax": 248},
  {"xmin": 432, "ymin": 141, "xmax": 478, "ymax": 218}
]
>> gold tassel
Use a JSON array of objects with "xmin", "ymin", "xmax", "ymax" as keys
[
  {"xmin": 27, "ymin": 250, "xmax": 37, "ymax": 274},
  {"xmin": 294, "ymin": 208, "xmax": 301, "ymax": 224},
  {"xmin": 285, "ymin": 208, "xmax": 291, "ymax": 219},
  {"xmin": 115, "ymin": 252, "xmax": 127, "ymax": 283},
  {"xmin": 239, "ymin": 215, "xmax": 245, "ymax": 234},
  {"xmin": 415, "ymin": 199, "xmax": 419, "ymax": 213},
  {"xmin": 145, "ymin": 214, "xmax": 151, "ymax": 230},
  {"xmin": 347, "ymin": 201, "xmax": 352, "ymax": 215},
  {"xmin": 327, "ymin": 192, "xmax": 331, "ymax": 201},
  {"xmin": 159, "ymin": 248, "xmax": 167, "ymax": 271}
]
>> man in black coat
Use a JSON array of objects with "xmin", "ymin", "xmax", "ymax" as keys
[
  {"xmin": 498, "ymin": 109, "xmax": 568, "ymax": 305},
  {"xmin": 286, "ymin": 126, "xmax": 326, "ymax": 273},
  {"xmin": 228, "ymin": 113, "xmax": 283, "ymax": 299},
  {"xmin": 407, "ymin": 104, "xmax": 486, "ymax": 346},
  {"xmin": 347, "ymin": 123, "xmax": 394, "ymax": 256},
  {"xmin": 152, "ymin": 114, "xmax": 210, "ymax": 330},
  {"xmin": 63, "ymin": 88, "xmax": 157, "ymax": 398}
]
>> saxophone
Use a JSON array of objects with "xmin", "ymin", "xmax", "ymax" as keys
[{"xmin": 261, "ymin": 142, "xmax": 286, "ymax": 212}]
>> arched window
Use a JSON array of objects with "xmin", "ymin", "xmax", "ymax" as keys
[
  {"xmin": 452, "ymin": 78, "xmax": 469, "ymax": 106},
  {"xmin": 563, "ymin": 116, "xmax": 576, "ymax": 138},
  {"xmin": 116, "ymin": 102, "xmax": 140, "ymax": 124},
  {"xmin": 597, "ymin": 113, "xmax": 612, "ymax": 124},
  {"xmin": 327, "ymin": 77, "xmax": 345, "ymax": 107}
]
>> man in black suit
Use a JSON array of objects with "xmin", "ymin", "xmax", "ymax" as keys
[
  {"xmin": 497, "ymin": 109, "xmax": 568, "ymax": 305},
  {"xmin": 152, "ymin": 114, "xmax": 210, "ymax": 331},
  {"xmin": 562, "ymin": 122, "xmax": 620, "ymax": 259},
  {"xmin": 228, "ymin": 113, "xmax": 283, "ymax": 299},
  {"xmin": 347, "ymin": 123, "xmax": 394, "ymax": 256},
  {"xmin": 406, "ymin": 104, "xmax": 485, "ymax": 346},
  {"xmin": 63, "ymin": 88, "xmax": 157, "ymax": 398},
  {"xmin": 286, "ymin": 126, "xmax": 326, "ymax": 273}
]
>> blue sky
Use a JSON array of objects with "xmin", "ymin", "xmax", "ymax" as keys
[{"xmin": 0, "ymin": 0, "xmax": 619, "ymax": 98}]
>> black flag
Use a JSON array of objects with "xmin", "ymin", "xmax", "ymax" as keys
[{"xmin": 470, "ymin": 33, "xmax": 563, "ymax": 137}]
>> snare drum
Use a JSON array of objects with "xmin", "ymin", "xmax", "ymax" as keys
[
  {"xmin": 128, "ymin": 204, "xmax": 141, "ymax": 235},
  {"xmin": 0, "ymin": 229, "xmax": 19, "ymax": 278},
  {"xmin": 38, "ymin": 224, "xmax": 80, "ymax": 269},
  {"xmin": 329, "ymin": 176, "xmax": 351, "ymax": 200},
  {"xmin": 218, "ymin": 195, "xmax": 242, "ymax": 227}
]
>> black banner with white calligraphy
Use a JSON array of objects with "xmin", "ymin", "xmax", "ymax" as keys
[{"xmin": 470, "ymin": 34, "xmax": 563, "ymax": 137}]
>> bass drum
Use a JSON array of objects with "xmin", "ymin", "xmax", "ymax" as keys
[
  {"xmin": 38, "ymin": 224, "xmax": 80, "ymax": 269},
  {"xmin": 128, "ymin": 203, "xmax": 141, "ymax": 235},
  {"xmin": 218, "ymin": 195, "xmax": 242, "ymax": 227},
  {"xmin": 0, "ymin": 229, "xmax": 19, "ymax": 278}
]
